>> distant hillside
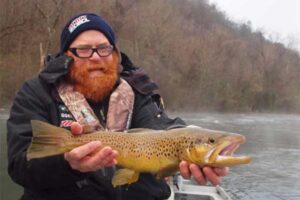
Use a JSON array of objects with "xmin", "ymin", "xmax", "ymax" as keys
[{"xmin": 1, "ymin": 0, "xmax": 300, "ymax": 112}]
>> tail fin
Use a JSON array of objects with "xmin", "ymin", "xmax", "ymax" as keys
[{"xmin": 27, "ymin": 120, "xmax": 71, "ymax": 160}]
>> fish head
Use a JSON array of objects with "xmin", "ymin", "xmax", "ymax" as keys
[{"xmin": 178, "ymin": 127, "xmax": 252, "ymax": 167}]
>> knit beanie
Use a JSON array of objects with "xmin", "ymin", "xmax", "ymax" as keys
[{"xmin": 60, "ymin": 13, "xmax": 115, "ymax": 53}]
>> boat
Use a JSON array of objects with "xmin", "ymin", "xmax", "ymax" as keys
[{"xmin": 168, "ymin": 174, "xmax": 231, "ymax": 200}]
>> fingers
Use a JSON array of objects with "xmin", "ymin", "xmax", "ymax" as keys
[
  {"xmin": 203, "ymin": 167, "xmax": 228, "ymax": 186},
  {"xmin": 213, "ymin": 167, "xmax": 229, "ymax": 177},
  {"xmin": 202, "ymin": 167, "xmax": 221, "ymax": 186},
  {"xmin": 86, "ymin": 146, "xmax": 118, "ymax": 168},
  {"xmin": 179, "ymin": 162, "xmax": 207, "ymax": 185},
  {"xmin": 64, "ymin": 141, "xmax": 118, "ymax": 172},
  {"xmin": 189, "ymin": 164, "xmax": 207, "ymax": 185},
  {"xmin": 179, "ymin": 161, "xmax": 191, "ymax": 179},
  {"xmin": 179, "ymin": 161, "xmax": 229, "ymax": 186},
  {"xmin": 67, "ymin": 141, "xmax": 102, "ymax": 160},
  {"xmin": 70, "ymin": 122, "xmax": 83, "ymax": 135},
  {"xmin": 67, "ymin": 122, "xmax": 118, "ymax": 172}
]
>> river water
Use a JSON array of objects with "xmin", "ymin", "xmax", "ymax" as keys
[
  {"xmin": 1, "ymin": 113, "xmax": 300, "ymax": 200},
  {"xmin": 173, "ymin": 112, "xmax": 300, "ymax": 200}
]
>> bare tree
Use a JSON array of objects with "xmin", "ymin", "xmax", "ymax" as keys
[
  {"xmin": 1, "ymin": 0, "xmax": 300, "ymax": 112},
  {"xmin": 33, "ymin": 0, "xmax": 65, "ymax": 64}
]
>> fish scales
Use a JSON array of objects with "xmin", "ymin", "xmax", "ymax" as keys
[
  {"xmin": 79, "ymin": 131, "xmax": 181, "ymax": 172},
  {"xmin": 27, "ymin": 120, "xmax": 252, "ymax": 187}
]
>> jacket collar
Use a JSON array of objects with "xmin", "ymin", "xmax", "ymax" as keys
[{"xmin": 39, "ymin": 53, "xmax": 73, "ymax": 84}]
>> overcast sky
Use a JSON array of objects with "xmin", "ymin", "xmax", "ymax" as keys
[{"xmin": 209, "ymin": 0, "xmax": 300, "ymax": 51}]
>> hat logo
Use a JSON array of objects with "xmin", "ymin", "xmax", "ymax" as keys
[{"xmin": 68, "ymin": 15, "xmax": 90, "ymax": 33}]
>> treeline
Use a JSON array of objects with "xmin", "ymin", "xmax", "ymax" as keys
[{"xmin": 1, "ymin": 0, "xmax": 300, "ymax": 112}]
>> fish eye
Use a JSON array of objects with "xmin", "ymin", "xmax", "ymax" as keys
[{"xmin": 208, "ymin": 137, "xmax": 215, "ymax": 144}]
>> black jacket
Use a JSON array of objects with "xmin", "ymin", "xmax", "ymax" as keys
[{"xmin": 7, "ymin": 52, "xmax": 186, "ymax": 200}]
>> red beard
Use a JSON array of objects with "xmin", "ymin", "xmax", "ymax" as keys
[{"xmin": 67, "ymin": 51, "xmax": 119, "ymax": 102}]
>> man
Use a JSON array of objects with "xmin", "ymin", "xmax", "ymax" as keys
[{"xmin": 7, "ymin": 13, "xmax": 228, "ymax": 200}]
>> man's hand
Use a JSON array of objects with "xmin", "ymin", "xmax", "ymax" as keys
[
  {"xmin": 179, "ymin": 161, "xmax": 229, "ymax": 186},
  {"xmin": 64, "ymin": 122, "xmax": 118, "ymax": 172}
]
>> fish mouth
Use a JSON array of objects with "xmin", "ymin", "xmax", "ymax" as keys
[{"xmin": 208, "ymin": 136, "xmax": 252, "ymax": 166}]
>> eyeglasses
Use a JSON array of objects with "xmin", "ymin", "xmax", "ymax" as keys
[{"xmin": 68, "ymin": 45, "xmax": 114, "ymax": 58}]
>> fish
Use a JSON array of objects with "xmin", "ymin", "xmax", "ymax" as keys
[{"xmin": 27, "ymin": 120, "xmax": 252, "ymax": 187}]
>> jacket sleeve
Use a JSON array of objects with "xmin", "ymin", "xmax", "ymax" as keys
[
  {"xmin": 7, "ymin": 80, "xmax": 87, "ymax": 190},
  {"xmin": 131, "ymin": 92, "xmax": 186, "ymax": 129}
]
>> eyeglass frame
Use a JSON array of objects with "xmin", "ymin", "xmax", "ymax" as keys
[{"xmin": 68, "ymin": 44, "xmax": 114, "ymax": 58}]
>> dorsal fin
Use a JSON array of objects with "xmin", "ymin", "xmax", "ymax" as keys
[{"xmin": 126, "ymin": 128, "xmax": 155, "ymax": 133}]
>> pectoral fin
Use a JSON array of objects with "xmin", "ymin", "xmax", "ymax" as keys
[{"xmin": 112, "ymin": 168, "xmax": 140, "ymax": 187}]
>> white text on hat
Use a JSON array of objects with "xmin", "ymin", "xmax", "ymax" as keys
[{"xmin": 68, "ymin": 15, "xmax": 90, "ymax": 33}]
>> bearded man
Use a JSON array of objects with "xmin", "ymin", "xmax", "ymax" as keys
[{"xmin": 7, "ymin": 13, "xmax": 228, "ymax": 200}]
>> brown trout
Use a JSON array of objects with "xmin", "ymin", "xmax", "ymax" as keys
[{"xmin": 27, "ymin": 120, "xmax": 251, "ymax": 187}]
